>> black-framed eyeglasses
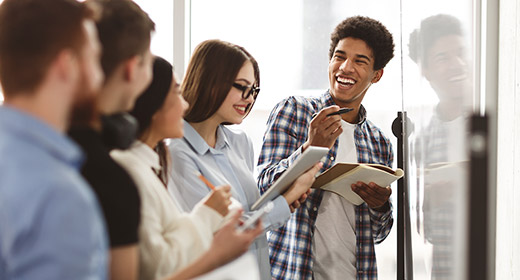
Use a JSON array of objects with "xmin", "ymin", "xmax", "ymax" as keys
[{"xmin": 232, "ymin": 83, "xmax": 260, "ymax": 100}]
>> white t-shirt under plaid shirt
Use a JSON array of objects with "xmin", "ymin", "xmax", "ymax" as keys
[{"xmin": 313, "ymin": 120, "xmax": 358, "ymax": 280}]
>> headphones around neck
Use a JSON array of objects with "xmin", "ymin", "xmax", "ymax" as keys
[{"xmin": 101, "ymin": 113, "xmax": 138, "ymax": 150}]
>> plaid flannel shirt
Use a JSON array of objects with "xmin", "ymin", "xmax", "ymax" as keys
[{"xmin": 257, "ymin": 91, "xmax": 394, "ymax": 280}]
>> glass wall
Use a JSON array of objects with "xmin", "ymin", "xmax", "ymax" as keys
[{"xmin": 402, "ymin": 0, "xmax": 477, "ymax": 279}]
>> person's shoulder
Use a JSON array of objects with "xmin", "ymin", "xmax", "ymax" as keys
[
  {"xmin": 110, "ymin": 148, "xmax": 145, "ymax": 176},
  {"xmin": 167, "ymin": 137, "xmax": 194, "ymax": 156},
  {"xmin": 274, "ymin": 95, "xmax": 319, "ymax": 110},
  {"xmin": 111, "ymin": 149, "xmax": 154, "ymax": 191},
  {"xmin": 4, "ymin": 143, "xmax": 86, "ymax": 193},
  {"xmin": 110, "ymin": 148, "xmax": 139, "ymax": 165},
  {"xmin": 221, "ymin": 125, "xmax": 252, "ymax": 149},
  {"xmin": 0, "ymin": 126, "xmax": 56, "ymax": 161},
  {"xmin": 167, "ymin": 137, "xmax": 203, "ymax": 166},
  {"xmin": 0, "ymin": 172, "xmax": 101, "ymax": 246},
  {"xmin": 0, "ymin": 124, "xmax": 101, "ymax": 233},
  {"xmin": 363, "ymin": 118, "xmax": 392, "ymax": 144},
  {"xmin": 82, "ymin": 145, "xmax": 139, "ymax": 203},
  {"xmin": 222, "ymin": 125, "xmax": 248, "ymax": 140},
  {"xmin": 2, "ymin": 158, "xmax": 96, "ymax": 214},
  {"xmin": 168, "ymin": 136, "xmax": 189, "ymax": 148},
  {"xmin": 78, "ymin": 136, "xmax": 131, "ymax": 178},
  {"xmin": 268, "ymin": 95, "xmax": 321, "ymax": 122},
  {"xmin": 46, "ymin": 174, "xmax": 98, "ymax": 208}
]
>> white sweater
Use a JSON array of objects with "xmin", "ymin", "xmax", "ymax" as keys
[{"xmin": 111, "ymin": 141, "xmax": 224, "ymax": 280}]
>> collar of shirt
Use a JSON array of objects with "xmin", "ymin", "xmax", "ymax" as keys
[
  {"xmin": 128, "ymin": 140, "xmax": 161, "ymax": 171},
  {"xmin": 182, "ymin": 120, "xmax": 230, "ymax": 155},
  {"xmin": 0, "ymin": 105, "xmax": 84, "ymax": 169},
  {"xmin": 323, "ymin": 89, "xmax": 368, "ymax": 125}
]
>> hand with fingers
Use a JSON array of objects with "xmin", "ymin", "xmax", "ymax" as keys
[
  {"xmin": 302, "ymin": 105, "xmax": 343, "ymax": 151},
  {"xmin": 351, "ymin": 181, "xmax": 392, "ymax": 211},
  {"xmin": 203, "ymin": 185, "xmax": 232, "ymax": 216},
  {"xmin": 289, "ymin": 189, "xmax": 311, "ymax": 212},
  {"xmin": 283, "ymin": 162, "xmax": 323, "ymax": 213},
  {"xmin": 210, "ymin": 209, "xmax": 263, "ymax": 264},
  {"xmin": 165, "ymin": 209, "xmax": 263, "ymax": 280}
]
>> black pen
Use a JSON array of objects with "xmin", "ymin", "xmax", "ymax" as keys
[
  {"xmin": 311, "ymin": 107, "xmax": 353, "ymax": 119},
  {"xmin": 326, "ymin": 107, "xmax": 353, "ymax": 117}
]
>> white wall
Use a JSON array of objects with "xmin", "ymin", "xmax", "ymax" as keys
[
  {"xmin": 133, "ymin": 0, "xmax": 173, "ymax": 64},
  {"xmin": 496, "ymin": 0, "xmax": 520, "ymax": 278}
]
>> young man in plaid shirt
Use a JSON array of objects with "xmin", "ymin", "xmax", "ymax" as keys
[{"xmin": 257, "ymin": 16, "xmax": 395, "ymax": 280}]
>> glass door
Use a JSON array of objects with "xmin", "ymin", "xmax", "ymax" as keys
[{"xmin": 402, "ymin": 0, "xmax": 479, "ymax": 279}]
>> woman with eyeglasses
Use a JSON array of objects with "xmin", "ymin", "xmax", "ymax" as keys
[
  {"xmin": 167, "ymin": 39, "xmax": 322, "ymax": 280},
  {"xmin": 110, "ymin": 56, "xmax": 263, "ymax": 280}
]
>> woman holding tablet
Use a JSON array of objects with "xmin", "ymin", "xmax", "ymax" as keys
[{"xmin": 167, "ymin": 39, "xmax": 322, "ymax": 280}]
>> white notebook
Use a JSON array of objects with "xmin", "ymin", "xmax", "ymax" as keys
[{"xmin": 312, "ymin": 163, "xmax": 403, "ymax": 205}]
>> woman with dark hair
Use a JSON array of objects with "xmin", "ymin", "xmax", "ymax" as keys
[
  {"xmin": 167, "ymin": 39, "xmax": 322, "ymax": 279},
  {"xmin": 110, "ymin": 56, "xmax": 262, "ymax": 280}
]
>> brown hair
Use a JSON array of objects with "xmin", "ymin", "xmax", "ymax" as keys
[
  {"xmin": 182, "ymin": 40, "xmax": 260, "ymax": 123},
  {"xmin": 89, "ymin": 0, "xmax": 155, "ymax": 79},
  {"xmin": 0, "ymin": 0, "xmax": 96, "ymax": 97}
]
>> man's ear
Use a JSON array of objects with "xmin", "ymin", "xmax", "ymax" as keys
[
  {"xmin": 123, "ymin": 55, "xmax": 140, "ymax": 82},
  {"xmin": 54, "ymin": 50, "xmax": 78, "ymax": 83},
  {"xmin": 371, "ymin": 68, "xmax": 384, "ymax": 83}
]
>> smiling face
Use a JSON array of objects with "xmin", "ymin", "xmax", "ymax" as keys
[
  {"xmin": 423, "ymin": 34, "xmax": 471, "ymax": 104},
  {"xmin": 328, "ymin": 37, "xmax": 383, "ymax": 108},
  {"xmin": 213, "ymin": 60, "xmax": 256, "ymax": 125}
]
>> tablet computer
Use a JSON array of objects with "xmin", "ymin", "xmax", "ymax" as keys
[
  {"xmin": 251, "ymin": 146, "xmax": 329, "ymax": 211},
  {"xmin": 237, "ymin": 201, "xmax": 273, "ymax": 232}
]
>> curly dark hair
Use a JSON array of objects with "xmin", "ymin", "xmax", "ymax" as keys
[
  {"xmin": 408, "ymin": 14, "xmax": 463, "ymax": 67},
  {"xmin": 329, "ymin": 16, "xmax": 394, "ymax": 70}
]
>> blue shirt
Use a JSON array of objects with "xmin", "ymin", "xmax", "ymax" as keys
[
  {"xmin": 257, "ymin": 91, "xmax": 394, "ymax": 280},
  {"xmin": 0, "ymin": 106, "xmax": 108, "ymax": 280},
  {"xmin": 168, "ymin": 121, "xmax": 291, "ymax": 280}
]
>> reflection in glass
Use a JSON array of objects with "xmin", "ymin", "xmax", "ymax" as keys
[{"xmin": 408, "ymin": 14, "xmax": 473, "ymax": 280}]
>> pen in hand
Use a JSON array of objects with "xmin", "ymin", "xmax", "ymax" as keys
[
  {"xmin": 196, "ymin": 172, "xmax": 243, "ymax": 212},
  {"xmin": 197, "ymin": 172, "xmax": 216, "ymax": 190},
  {"xmin": 312, "ymin": 107, "xmax": 353, "ymax": 119},
  {"xmin": 326, "ymin": 107, "xmax": 353, "ymax": 117}
]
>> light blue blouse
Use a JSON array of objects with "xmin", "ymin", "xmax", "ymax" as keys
[{"xmin": 168, "ymin": 120, "xmax": 290, "ymax": 280}]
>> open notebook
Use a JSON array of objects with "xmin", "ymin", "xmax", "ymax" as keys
[{"xmin": 312, "ymin": 163, "xmax": 403, "ymax": 205}]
